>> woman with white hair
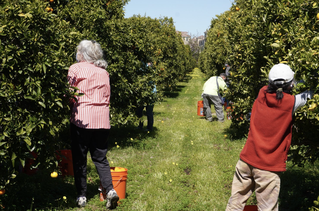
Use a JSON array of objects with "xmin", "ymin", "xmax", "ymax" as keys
[
  {"xmin": 226, "ymin": 64, "xmax": 313, "ymax": 211},
  {"xmin": 67, "ymin": 40, "xmax": 119, "ymax": 209}
]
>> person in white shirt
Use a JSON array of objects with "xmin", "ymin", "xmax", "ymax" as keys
[{"xmin": 202, "ymin": 73, "xmax": 227, "ymax": 122}]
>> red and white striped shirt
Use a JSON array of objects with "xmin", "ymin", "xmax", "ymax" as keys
[{"xmin": 67, "ymin": 62, "xmax": 111, "ymax": 129}]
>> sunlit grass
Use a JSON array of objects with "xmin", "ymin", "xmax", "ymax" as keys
[
  {"xmin": 102, "ymin": 68, "xmax": 245, "ymax": 210},
  {"xmin": 4, "ymin": 68, "xmax": 319, "ymax": 210}
]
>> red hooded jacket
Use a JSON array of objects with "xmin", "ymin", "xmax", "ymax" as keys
[{"xmin": 240, "ymin": 86, "xmax": 295, "ymax": 172}]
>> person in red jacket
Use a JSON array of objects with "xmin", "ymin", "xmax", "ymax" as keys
[{"xmin": 226, "ymin": 64, "xmax": 313, "ymax": 211}]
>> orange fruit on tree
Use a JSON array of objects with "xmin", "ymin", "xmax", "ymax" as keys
[
  {"xmin": 0, "ymin": 189, "xmax": 5, "ymax": 195},
  {"xmin": 45, "ymin": 7, "xmax": 51, "ymax": 12},
  {"xmin": 317, "ymin": 13, "xmax": 319, "ymax": 20},
  {"xmin": 309, "ymin": 103, "xmax": 317, "ymax": 111},
  {"xmin": 50, "ymin": 171, "xmax": 58, "ymax": 178},
  {"xmin": 49, "ymin": 0, "xmax": 54, "ymax": 2},
  {"xmin": 236, "ymin": 7, "xmax": 240, "ymax": 11}
]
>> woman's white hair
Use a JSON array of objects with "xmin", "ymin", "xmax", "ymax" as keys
[{"xmin": 76, "ymin": 40, "xmax": 108, "ymax": 69}]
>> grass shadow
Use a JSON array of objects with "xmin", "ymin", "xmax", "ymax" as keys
[
  {"xmin": 1, "ymin": 171, "xmax": 76, "ymax": 210},
  {"xmin": 180, "ymin": 74, "xmax": 192, "ymax": 83},
  {"xmin": 1, "ymin": 168, "xmax": 108, "ymax": 211},
  {"xmin": 279, "ymin": 165, "xmax": 319, "ymax": 210},
  {"xmin": 223, "ymin": 121, "xmax": 249, "ymax": 141},
  {"xmin": 108, "ymin": 124, "xmax": 158, "ymax": 150},
  {"xmin": 163, "ymin": 85, "xmax": 186, "ymax": 99}
]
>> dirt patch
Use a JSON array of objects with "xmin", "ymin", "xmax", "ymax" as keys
[{"xmin": 184, "ymin": 167, "xmax": 191, "ymax": 175}]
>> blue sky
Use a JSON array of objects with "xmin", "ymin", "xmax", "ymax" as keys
[{"xmin": 124, "ymin": 0, "xmax": 234, "ymax": 36}]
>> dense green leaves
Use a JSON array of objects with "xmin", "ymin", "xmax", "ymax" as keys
[
  {"xmin": 0, "ymin": 0, "xmax": 77, "ymax": 189},
  {"xmin": 0, "ymin": 0, "xmax": 194, "ymax": 189},
  {"xmin": 199, "ymin": 0, "xmax": 319, "ymax": 164}
]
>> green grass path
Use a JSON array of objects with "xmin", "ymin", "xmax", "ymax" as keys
[
  {"xmin": 105, "ymin": 68, "xmax": 245, "ymax": 211},
  {"xmin": 4, "ymin": 69, "xmax": 319, "ymax": 211}
]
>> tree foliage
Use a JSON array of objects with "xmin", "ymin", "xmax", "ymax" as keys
[
  {"xmin": 0, "ymin": 0, "xmax": 194, "ymax": 188},
  {"xmin": 199, "ymin": 0, "xmax": 319, "ymax": 164}
]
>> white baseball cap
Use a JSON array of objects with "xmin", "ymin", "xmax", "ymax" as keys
[{"xmin": 268, "ymin": 64, "xmax": 295, "ymax": 83}]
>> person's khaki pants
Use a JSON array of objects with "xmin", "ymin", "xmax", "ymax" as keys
[{"xmin": 226, "ymin": 159, "xmax": 280, "ymax": 211}]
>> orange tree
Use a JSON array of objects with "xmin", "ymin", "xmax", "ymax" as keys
[
  {"xmin": 98, "ymin": 15, "xmax": 162, "ymax": 124},
  {"xmin": 0, "ymin": 0, "xmax": 128, "ymax": 189},
  {"xmin": 0, "ymin": 0, "xmax": 79, "ymax": 189},
  {"xmin": 200, "ymin": 1, "xmax": 269, "ymax": 136},
  {"xmin": 98, "ymin": 15, "xmax": 195, "ymax": 125},
  {"xmin": 199, "ymin": 0, "xmax": 319, "ymax": 163},
  {"xmin": 154, "ymin": 18, "xmax": 195, "ymax": 91},
  {"xmin": 0, "ymin": 0, "xmax": 194, "ymax": 190},
  {"xmin": 198, "ymin": 13, "xmax": 232, "ymax": 77}
]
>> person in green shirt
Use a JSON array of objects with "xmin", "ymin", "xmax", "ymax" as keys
[{"xmin": 202, "ymin": 73, "xmax": 227, "ymax": 122}]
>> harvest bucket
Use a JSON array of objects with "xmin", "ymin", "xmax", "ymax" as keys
[
  {"xmin": 197, "ymin": 100, "xmax": 204, "ymax": 116},
  {"xmin": 55, "ymin": 149, "xmax": 74, "ymax": 177},
  {"xmin": 111, "ymin": 167, "xmax": 128, "ymax": 200},
  {"xmin": 244, "ymin": 205, "xmax": 258, "ymax": 211}
]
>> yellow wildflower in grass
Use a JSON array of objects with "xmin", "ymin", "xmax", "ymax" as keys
[
  {"xmin": 169, "ymin": 179, "xmax": 172, "ymax": 183},
  {"xmin": 164, "ymin": 172, "xmax": 167, "ymax": 175},
  {"xmin": 117, "ymin": 145, "xmax": 120, "ymax": 148},
  {"xmin": 130, "ymin": 138, "xmax": 133, "ymax": 141},
  {"xmin": 161, "ymin": 121, "xmax": 164, "ymax": 123},
  {"xmin": 172, "ymin": 162, "xmax": 175, "ymax": 165},
  {"xmin": 115, "ymin": 142, "xmax": 117, "ymax": 144}
]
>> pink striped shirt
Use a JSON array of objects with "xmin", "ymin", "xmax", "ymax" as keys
[{"xmin": 67, "ymin": 62, "xmax": 111, "ymax": 129}]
